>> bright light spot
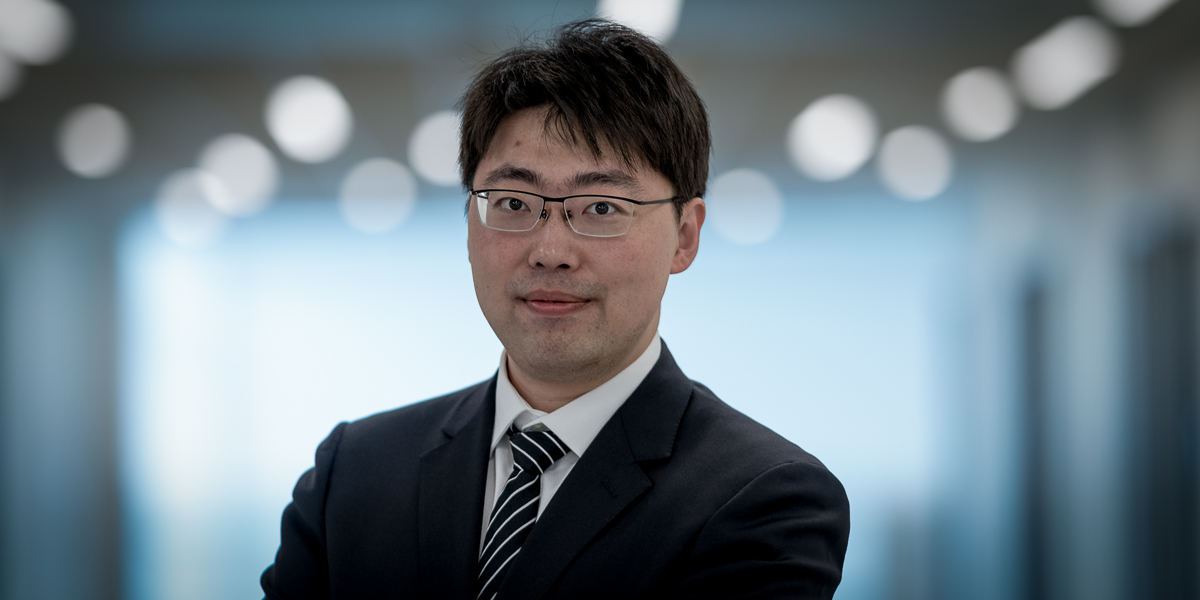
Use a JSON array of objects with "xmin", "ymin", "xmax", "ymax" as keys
[
  {"xmin": 787, "ymin": 94, "xmax": 878, "ymax": 182},
  {"xmin": 155, "ymin": 169, "xmax": 229, "ymax": 247},
  {"xmin": 941, "ymin": 67, "xmax": 1020, "ymax": 142},
  {"xmin": 197, "ymin": 134, "xmax": 279, "ymax": 217},
  {"xmin": 1092, "ymin": 0, "xmax": 1176, "ymax": 26},
  {"xmin": 0, "ymin": 0, "xmax": 73, "ymax": 65},
  {"xmin": 596, "ymin": 0, "xmax": 684, "ymax": 43},
  {"xmin": 707, "ymin": 168, "xmax": 784, "ymax": 245},
  {"xmin": 1011, "ymin": 16, "xmax": 1120, "ymax": 111},
  {"xmin": 338, "ymin": 158, "xmax": 417, "ymax": 234},
  {"xmin": 265, "ymin": 76, "xmax": 353, "ymax": 164},
  {"xmin": 877, "ymin": 126, "xmax": 953, "ymax": 201},
  {"xmin": 408, "ymin": 110, "xmax": 460, "ymax": 187},
  {"xmin": 57, "ymin": 103, "xmax": 132, "ymax": 178},
  {"xmin": 0, "ymin": 51, "xmax": 21, "ymax": 100}
]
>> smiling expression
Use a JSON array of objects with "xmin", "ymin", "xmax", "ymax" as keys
[{"xmin": 467, "ymin": 107, "xmax": 703, "ymax": 386}]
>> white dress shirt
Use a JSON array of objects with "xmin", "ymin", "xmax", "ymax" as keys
[{"xmin": 480, "ymin": 333, "xmax": 662, "ymax": 551}]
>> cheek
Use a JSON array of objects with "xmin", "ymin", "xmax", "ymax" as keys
[
  {"xmin": 468, "ymin": 230, "xmax": 498, "ymax": 288},
  {"xmin": 469, "ymin": 229, "xmax": 524, "ymax": 290},
  {"xmin": 604, "ymin": 240, "xmax": 672, "ymax": 305}
]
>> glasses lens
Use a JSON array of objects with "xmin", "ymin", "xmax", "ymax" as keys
[
  {"xmin": 477, "ymin": 191, "xmax": 542, "ymax": 231},
  {"xmin": 565, "ymin": 197, "xmax": 635, "ymax": 237}
]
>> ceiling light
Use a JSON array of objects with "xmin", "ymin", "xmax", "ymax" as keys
[
  {"xmin": 707, "ymin": 168, "xmax": 784, "ymax": 245},
  {"xmin": 339, "ymin": 158, "xmax": 418, "ymax": 234},
  {"xmin": 197, "ymin": 133, "xmax": 279, "ymax": 217},
  {"xmin": 596, "ymin": 0, "xmax": 684, "ymax": 43},
  {"xmin": 408, "ymin": 110, "xmax": 460, "ymax": 187},
  {"xmin": 1011, "ymin": 17, "xmax": 1120, "ymax": 111},
  {"xmin": 1092, "ymin": 0, "xmax": 1176, "ymax": 27},
  {"xmin": 265, "ymin": 76, "xmax": 354, "ymax": 163},
  {"xmin": 787, "ymin": 94, "xmax": 878, "ymax": 182},
  {"xmin": 941, "ymin": 67, "xmax": 1020, "ymax": 142},
  {"xmin": 877, "ymin": 126, "xmax": 953, "ymax": 201},
  {"xmin": 57, "ymin": 103, "xmax": 132, "ymax": 178},
  {"xmin": 155, "ymin": 169, "xmax": 229, "ymax": 247},
  {"xmin": 0, "ymin": 0, "xmax": 73, "ymax": 65}
]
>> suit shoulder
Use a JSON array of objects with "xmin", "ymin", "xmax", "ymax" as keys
[
  {"xmin": 339, "ymin": 378, "xmax": 491, "ymax": 449},
  {"xmin": 681, "ymin": 380, "xmax": 830, "ymax": 474}
]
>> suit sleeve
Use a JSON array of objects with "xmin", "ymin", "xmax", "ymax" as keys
[
  {"xmin": 673, "ymin": 459, "xmax": 851, "ymax": 600},
  {"xmin": 261, "ymin": 422, "xmax": 348, "ymax": 600}
]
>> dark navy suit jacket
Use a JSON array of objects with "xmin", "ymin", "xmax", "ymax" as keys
[{"xmin": 262, "ymin": 342, "xmax": 850, "ymax": 599}]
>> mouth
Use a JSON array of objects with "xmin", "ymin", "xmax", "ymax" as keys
[{"xmin": 521, "ymin": 290, "xmax": 591, "ymax": 317}]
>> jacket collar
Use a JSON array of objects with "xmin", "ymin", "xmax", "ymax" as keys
[
  {"xmin": 417, "ymin": 340, "xmax": 694, "ymax": 600},
  {"xmin": 494, "ymin": 340, "xmax": 694, "ymax": 599},
  {"xmin": 615, "ymin": 340, "xmax": 692, "ymax": 462},
  {"xmin": 417, "ymin": 377, "xmax": 496, "ymax": 600},
  {"xmin": 441, "ymin": 374, "xmax": 495, "ymax": 438}
]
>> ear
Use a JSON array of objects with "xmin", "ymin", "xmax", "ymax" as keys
[
  {"xmin": 466, "ymin": 197, "xmax": 477, "ymax": 265},
  {"xmin": 670, "ymin": 197, "xmax": 705, "ymax": 274}
]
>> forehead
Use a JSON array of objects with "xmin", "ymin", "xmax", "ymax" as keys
[{"xmin": 474, "ymin": 108, "xmax": 658, "ymax": 195}]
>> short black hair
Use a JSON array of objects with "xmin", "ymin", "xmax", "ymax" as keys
[{"xmin": 458, "ymin": 18, "xmax": 711, "ymax": 218}]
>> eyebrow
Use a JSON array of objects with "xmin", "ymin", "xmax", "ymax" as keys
[
  {"xmin": 479, "ymin": 165, "xmax": 544, "ymax": 189},
  {"xmin": 479, "ymin": 164, "xmax": 643, "ymax": 195},
  {"xmin": 569, "ymin": 170, "xmax": 643, "ymax": 194}
]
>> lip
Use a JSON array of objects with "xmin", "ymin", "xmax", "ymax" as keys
[{"xmin": 522, "ymin": 289, "xmax": 591, "ymax": 317}]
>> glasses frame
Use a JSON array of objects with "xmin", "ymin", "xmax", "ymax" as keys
[{"xmin": 470, "ymin": 188, "xmax": 680, "ymax": 237}]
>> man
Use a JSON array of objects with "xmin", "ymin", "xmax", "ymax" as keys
[{"xmin": 262, "ymin": 18, "xmax": 849, "ymax": 600}]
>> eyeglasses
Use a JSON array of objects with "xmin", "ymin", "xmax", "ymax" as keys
[{"xmin": 470, "ymin": 189, "xmax": 678, "ymax": 237}]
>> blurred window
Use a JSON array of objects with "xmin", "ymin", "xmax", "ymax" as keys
[
  {"xmin": 1020, "ymin": 281, "xmax": 1051, "ymax": 600},
  {"xmin": 1128, "ymin": 226, "xmax": 1199, "ymax": 600}
]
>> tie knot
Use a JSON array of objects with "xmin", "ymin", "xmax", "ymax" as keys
[{"xmin": 508, "ymin": 427, "xmax": 569, "ymax": 474}]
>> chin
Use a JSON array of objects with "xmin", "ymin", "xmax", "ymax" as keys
[{"xmin": 509, "ymin": 334, "xmax": 611, "ymax": 382}]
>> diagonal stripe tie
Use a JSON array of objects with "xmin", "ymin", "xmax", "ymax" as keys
[{"xmin": 475, "ymin": 426, "xmax": 569, "ymax": 600}]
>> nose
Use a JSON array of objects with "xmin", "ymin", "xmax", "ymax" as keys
[{"xmin": 527, "ymin": 202, "xmax": 580, "ymax": 271}]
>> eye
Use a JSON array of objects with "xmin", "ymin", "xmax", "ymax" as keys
[
  {"xmin": 585, "ymin": 200, "xmax": 623, "ymax": 216},
  {"xmin": 489, "ymin": 195, "xmax": 528, "ymax": 212}
]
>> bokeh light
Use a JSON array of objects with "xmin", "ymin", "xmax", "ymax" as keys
[
  {"xmin": 706, "ymin": 168, "xmax": 784, "ymax": 245},
  {"xmin": 787, "ymin": 94, "xmax": 878, "ymax": 182},
  {"xmin": 4, "ymin": 3, "xmax": 1195, "ymax": 600},
  {"xmin": 338, "ymin": 158, "xmax": 418, "ymax": 234},
  {"xmin": 595, "ymin": 0, "xmax": 684, "ymax": 43},
  {"xmin": 1012, "ymin": 16, "xmax": 1120, "ymax": 111},
  {"xmin": 154, "ymin": 169, "xmax": 229, "ymax": 247},
  {"xmin": 197, "ymin": 133, "xmax": 279, "ymax": 217},
  {"xmin": 1092, "ymin": 0, "xmax": 1176, "ymax": 27},
  {"xmin": 941, "ymin": 67, "xmax": 1020, "ymax": 142},
  {"xmin": 0, "ymin": 51, "xmax": 21, "ymax": 100},
  {"xmin": 408, "ymin": 110, "xmax": 460, "ymax": 187},
  {"xmin": 265, "ymin": 75, "xmax": 354, "ymax": 164},
  {"xmin": 56, "ymin": 103, "xmax": 132, "ymax": 178},
  {"xmin": 877, "ymin": 126, "xmax": 953, "ymax": 201},
  {"xmin": 0, "ymin": 0, "xmax": 73, "ymax": 65}
]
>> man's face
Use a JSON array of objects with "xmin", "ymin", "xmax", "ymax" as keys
[{"xmin": 467, "ymin": 107, "xmax": 704, "ymax": 385}]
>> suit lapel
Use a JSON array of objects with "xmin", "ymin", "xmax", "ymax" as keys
[
  {"xmin": 417, "ymin": 378, "xmax": 496, "ymax": 600},
  {"xmin": 495, "ymin": 342, "xmax": 694, "ymax": 600}
]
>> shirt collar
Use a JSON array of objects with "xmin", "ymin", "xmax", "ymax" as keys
[{"xmin": 491, "ymin": 333, "xmax": 662, "ymax": 457}]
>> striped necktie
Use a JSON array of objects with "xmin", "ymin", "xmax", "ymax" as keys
[{"xmin": 476, "ymin": 426, "xmax": 569, "ymax": 600}]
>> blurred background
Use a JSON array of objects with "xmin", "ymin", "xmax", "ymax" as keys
[{"xmin": 1, "ymin": 0, "xmax": 1198, "ymax": 598}]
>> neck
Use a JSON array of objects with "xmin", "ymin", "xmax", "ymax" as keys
[{"xmin": 505, "ymin": 330, "xmax": 657, "ymax": 413}]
